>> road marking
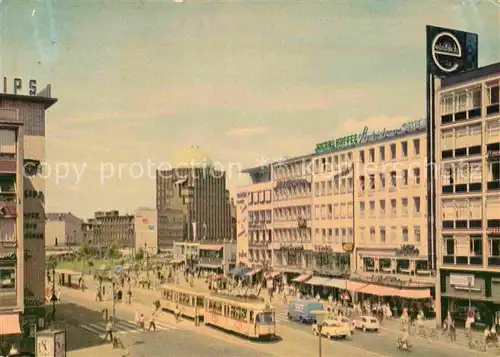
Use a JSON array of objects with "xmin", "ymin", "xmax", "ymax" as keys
[{"xmin": 78, "ymin": 319, "xmax": 177, "ymax": 338}]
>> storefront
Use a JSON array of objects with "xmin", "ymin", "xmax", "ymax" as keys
[
  {"xmin": 0, "ymin": 312, "xmax": 21, "ymax": 354},
  {"xmin": 21, "ymin": 299, "xmax": 46, "ymax": 352},
  {"xmin": 439, "ymin": 270, "xmax": 500, "ymax": 328}
]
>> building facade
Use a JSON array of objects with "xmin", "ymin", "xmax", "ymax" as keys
[
  {"xmin": 45, "ymin": 212, "xmax": 84, "ymax": 248},
  {"xmin": 435, "ymin": 63, "xmax": 500, "ymax": 326},
  {"xmin": 0, "ymin": 86, "xmax": 57, "ymax": 347},
  {"xmin": 83, "ymin": 210, "xmax": 135, "ymax": 250},
  {"xmin": 173, "ymin": 241, "xmax": 236, "ymax": 276},
  {"xmin": 133, "ymin": 207, "xmax": 158, "ymax": 255},
  {"xmin": 156, "ymin": 146, "xmax": 232, "ymax": 248},
  {"xmin": 237, "ymin": 119, "xmax": 434, "ymax": 299}
]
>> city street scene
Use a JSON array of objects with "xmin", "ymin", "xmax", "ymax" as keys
[{"xmin": 0, "ymin": 0, "xmax": 499, "ymax": 356}]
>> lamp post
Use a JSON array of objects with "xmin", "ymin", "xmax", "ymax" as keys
[
  {"xmin": 312, "ymin": 310, "xmax": 327, "ymax": 357},
  {"xmin": 51, "ymin": 268, "xmax": 56, "ymax": 320}
]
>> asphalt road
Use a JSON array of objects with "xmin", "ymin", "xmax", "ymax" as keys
[{"xmin": 59, "ymin": 275, "xmax": 492, "ymax": 357}]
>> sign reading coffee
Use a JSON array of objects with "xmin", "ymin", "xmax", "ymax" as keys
[{"xmin": 426, "ymin": 26, "xmax": 478, "ymax": 77}]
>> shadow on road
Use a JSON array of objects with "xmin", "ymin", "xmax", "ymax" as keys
[{"xmin": 49, "ymin": 302, "xmax": 109, "ymax": 352}]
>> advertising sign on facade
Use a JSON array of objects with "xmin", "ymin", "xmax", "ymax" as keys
[
  {"xmin": 450, "ymin": 273, "xmax": 474, "ymax": 287},
  {"xmin": 314, "ymin": 119, "xmax": 426, "ymax": 154},
  {"xmin": 426, "ymin": 26, "xmax": 478, "ymax": 77}
]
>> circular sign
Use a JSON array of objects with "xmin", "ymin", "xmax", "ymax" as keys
[
  {"xmin": 431, "ymin": 32, "xmax": 462, "ymax": 73},
  {"xmin": 342, "ymin": 243, "xmax": 354, "ymax": 252}
]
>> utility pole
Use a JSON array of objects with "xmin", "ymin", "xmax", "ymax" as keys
[
  {"xmin": 51, "ymin": 268, "xmax": 56, "ymax": 320},
  {"xmin": 112, "ymin": 280, "xmax": 116, "ymax": 333}
]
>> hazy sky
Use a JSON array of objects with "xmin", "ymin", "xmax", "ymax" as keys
[{"xmin": 2, "ymin": 1, "xmax": 499, "ymax": 218}]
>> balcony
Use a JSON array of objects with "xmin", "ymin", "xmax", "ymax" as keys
[
  {"xmin": 198, "ymin": 257, "xmax": 223, "ymax": 267},
  {"xmin": 0, "ymin": 156, "xmax": 16, "ymax": 174}
]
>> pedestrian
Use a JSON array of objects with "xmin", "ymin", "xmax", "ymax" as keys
[
  {"xmin": 148, "ymin": 311, "xmax": 156, "ymax": 331},
  {"xmin": 103, "ymin": 318, "xmax": 113, "ymax": 342},
  {"xmin": 175, "ymin": 304, "xmax": 181, "ymax": 323},
  {"xmin": 56, "ymin": 288, "xmax": 61, "ymax": 302},
  {"xmin": 127, "ymin": 289, "xmax": 132, "ymax": 304},
  {"xmin": 139, "ymin": 313, "xmax": 145, "ymax": 331}
]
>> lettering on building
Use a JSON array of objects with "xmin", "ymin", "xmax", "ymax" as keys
[{"xmin": 315, "ymin": 119, "xmax": 426, "ymax": 154}]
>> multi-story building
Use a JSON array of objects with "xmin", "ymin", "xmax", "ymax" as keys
[
  {"xmin": 156, "ymin": 146, "xmax": 232, "ymax": 248},
  {"xmin": 0, "ymin": 109, "xmax": 24, "ymax": 336},
  {"xmin": 435, "ymin": 63, "xmax": 500, "ymax": 326},
  {"xmin": 83, "ymin": 210, "xmax": 135, "ymax": 250},
  {"xmin": 156, "ymin": 182, "xmax": 184, "ymax": 250},
  {"xmin": 45, "ymin": 212, "xmax": 84, "ymax": 248},
  {"xmin": 133, "ymin": 207, "xmax": 158, "ymax": 256},
  {"xmin": 0, "ymin": 84, "xmax": 57, "ymax": 346},
  {"xmin": 237, "ymin": 119, "xmax": 434, "ymax": 299},
  {"xmin": 173, "ymin": 241, "xmax": 236, "ymax": 276}
]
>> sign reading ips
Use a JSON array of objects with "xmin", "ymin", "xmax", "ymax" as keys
[{"xmin": 2, "ymin": 77, "xmax": 40, "ymax": 96}]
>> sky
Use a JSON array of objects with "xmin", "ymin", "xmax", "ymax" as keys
[{"xmin": 1, "ymin": 0, "xmax": 499, "ymax": 219}]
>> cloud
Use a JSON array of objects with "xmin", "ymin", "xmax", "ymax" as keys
[{"xmin": 226, "ymin": 126, "xmax": 268, "ymax": 138}]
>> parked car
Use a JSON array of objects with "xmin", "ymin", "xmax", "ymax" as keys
[
  {"xmin": 354, "ymin": 316, "xmax": 380, "ymax": 332},
  {"xmin": 287, "ymin": 299, "xmax": 323, "ymax": 324},
  {"xmin": 335, "ymin": 315, "xmax": 355, "ymax": 334},
  {"xmin": 312, "ymin": 319, "xmax": 350, "ymax": 339}
]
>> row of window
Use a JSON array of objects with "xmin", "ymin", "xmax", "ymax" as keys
[
  {"xmin": 441, "ymin": 161, "xmax": 500, "ymax": 187},
  {"xmin": 314, "ymin": 202, "xmax": 353, "ymax": 220},
  {"xmin": 24, "ymin": 232, "xmax": 43, "ymax": 239},
  {"xmin": 274, "ymin": 228, "xmax": 312, "ymax": 242},
  {"xmin": 274, "ymin": 184, "xmax": 312, "ymax": 201},
  {"xmin": 313, "ymin": 227, "xmax": 354, "ymax": 244},
  {"xmin": 274, "ymin": 161, "xmax": 310, "ymax": 180},
  {"xmin": 359, "ymin": 197, "xmax": 422, "ymax": 218},
  {"xmin": 24, "ymin": 212, "xmax": 41, "ymax": 219},
  {"xmin": 24, "ymin": 190, "xmax": 43, "ymax": 198},
  {"xmin": 359, "ymin": 139, "xmax": 421, "ymax": 164},
  {"xmin": 443, "ymin": 235, "xmax": 499, "ymax": 257},
  {"xmin": 274, "ymin": 206, "xmax": 311, "ymax": 221},
  {"xmin": 359, "ymin": 168, "xmax": 421, "ymax": 192},
  {"xmin": 359, "ymin": 226, "xmax": 422, "ymax": 244},
  {"xmin": 313, "ymin": 139, "xmax": 422, "ymax": 175},
  {"xmin": 248, "ymin": 190, "xmax": 272, "ymax": 205},
  {"xmin": 248, "ymin": 210, "xmax": 272, "ymax": 222}
]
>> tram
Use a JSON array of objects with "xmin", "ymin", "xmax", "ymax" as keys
[
  {"xmin": 160, "ymin": 285, "xmax": 205, "ymax": 320},
  {"xmin": 203, "ymin": 294, "xmax": 276, "ymax": 340}
]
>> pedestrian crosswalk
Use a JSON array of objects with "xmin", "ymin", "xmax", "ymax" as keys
[
  {"xmin": 79, "ymin": 319, "xmax": 177, "ymax": 338},
  {"xmin": 275, "ymin": 311, "xmax": 289, "ymax": 323}
]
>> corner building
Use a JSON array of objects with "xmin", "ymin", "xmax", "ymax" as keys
[
  {"xmin": 238, "ymin": 119, "xmax": 434, "ymax": 302},
  {"xmin": 435, "ymin": 63, "xmax": 500, "ymax": 326},
  {"xmin": 0, "ymin": 88, "xmax": 57, "ymax": 346}
]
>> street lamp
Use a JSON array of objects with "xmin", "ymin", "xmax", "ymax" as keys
[
  {"xmin": 50, "ymin": 268, "xmax": 57, "ymax": 320},
  {"xmin": 311, "ymin": 310, "xmax": 327, "ymax": 357}
]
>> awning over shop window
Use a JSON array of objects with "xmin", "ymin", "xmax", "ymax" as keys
[
  {"xmin": 324, "ymin": 278, "xmax": 348, "ymax": 289},
  {"xmin": 397, "ymin": 288, "xmax": 431, "ymax": 299},
  {"xmin": 265, "ymin": 271, "xmax": 281, "ymax": 279},
  {"xmin": 199, "ymin": 244, "xmax": 223, "ymax": 251},
  {"xmin": 358, "ymin": 284, "xmax": 398, "ymax": 296},
  {"xmin": 346, "ymin": 281, "xmax": 368, "ymax": 291},
  {"xmin": 292, "ymin": 274, "xmax": 311, "ymax": 283},
  {"xmin": 246, "ymin": 269, "xmax": 262, "ymax": 277},
  {"xmin": 0, "ymin": 314, "xmax": 20, "ymax": 335},
  {"xmin": 306, "ymin": 277, "xmax": 332, "ymax": 286}
]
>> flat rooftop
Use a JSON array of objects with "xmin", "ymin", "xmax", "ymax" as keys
[
  {"xmin": 0, "ymin": 93, "xmax": 58, "ymax": 109},
  {"xmin": 441, "ymin": 62, "xmax": 500, "ymax": 88}
]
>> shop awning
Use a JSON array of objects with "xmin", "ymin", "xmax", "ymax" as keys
[
  {"xmin": 292, "ymin": 274, "xmax": 311, "ymax": 283},
  {"xmin": 0, "ymin": 314, "xmax": 20, "ymax": 335},
  {"xmin": 396, "ymin": 288, "xmax": 431, "ymax": 299},
  {"xmin": 265, "ymin": 271, "xmax": 281, "ymax": 279},
  {"xmin": 306, "ymin": 277, "xmax": 332, "ymax": 286},
  {"xmin": 246, "ymin": 269, "xmax": 262, "ymax": 277},
  {"xmin": 199, "ymin": 244, "xmax": 223, "ymax": 251},
  {"xmin": 358, "ymin": 284, "xmax": 398, "ymax": 296},
  {"xmin": 324, "ymin": 278, "xmax": 348, "ymax": 289},
  {"xmin": 346, "ymin": 281, "xmax": 368, "ymax": 291}
]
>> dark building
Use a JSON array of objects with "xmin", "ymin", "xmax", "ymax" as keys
[{"xmin": 156, "ymin": 146, "xmax": 232, "ymax": 248}]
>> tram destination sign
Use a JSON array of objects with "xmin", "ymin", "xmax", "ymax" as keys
[{"xmin": 315, "ymin": 119, "xmax": 426, "ymax": 155}]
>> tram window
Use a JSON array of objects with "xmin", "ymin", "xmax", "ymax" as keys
[
  {"xmin": 250, "ymin": 311, "xmax": 254, "ymax": 322},
  {"xmin": 256, "ymin": 313, "xmax": 273, "ymax": 324},
  {"xmin": 197, "ymin": 297, "xmax": 204, "ymax": 307}
]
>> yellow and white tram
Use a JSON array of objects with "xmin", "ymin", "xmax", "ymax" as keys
[
  {"xmin": 203, "ymin": 294, "xmax": 276, "ymax": 340},
  {"xmin": 160, "ymin": 285, "xmax": 205, "ymax": 320}
]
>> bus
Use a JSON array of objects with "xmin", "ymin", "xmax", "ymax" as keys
[
  {"xmin": 160, "ymin": 285, "xmax": 205, "ymax": 320},
  {"xmin": 204, "ymin": 294, "xmax": 276, "ymax": 340}
]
